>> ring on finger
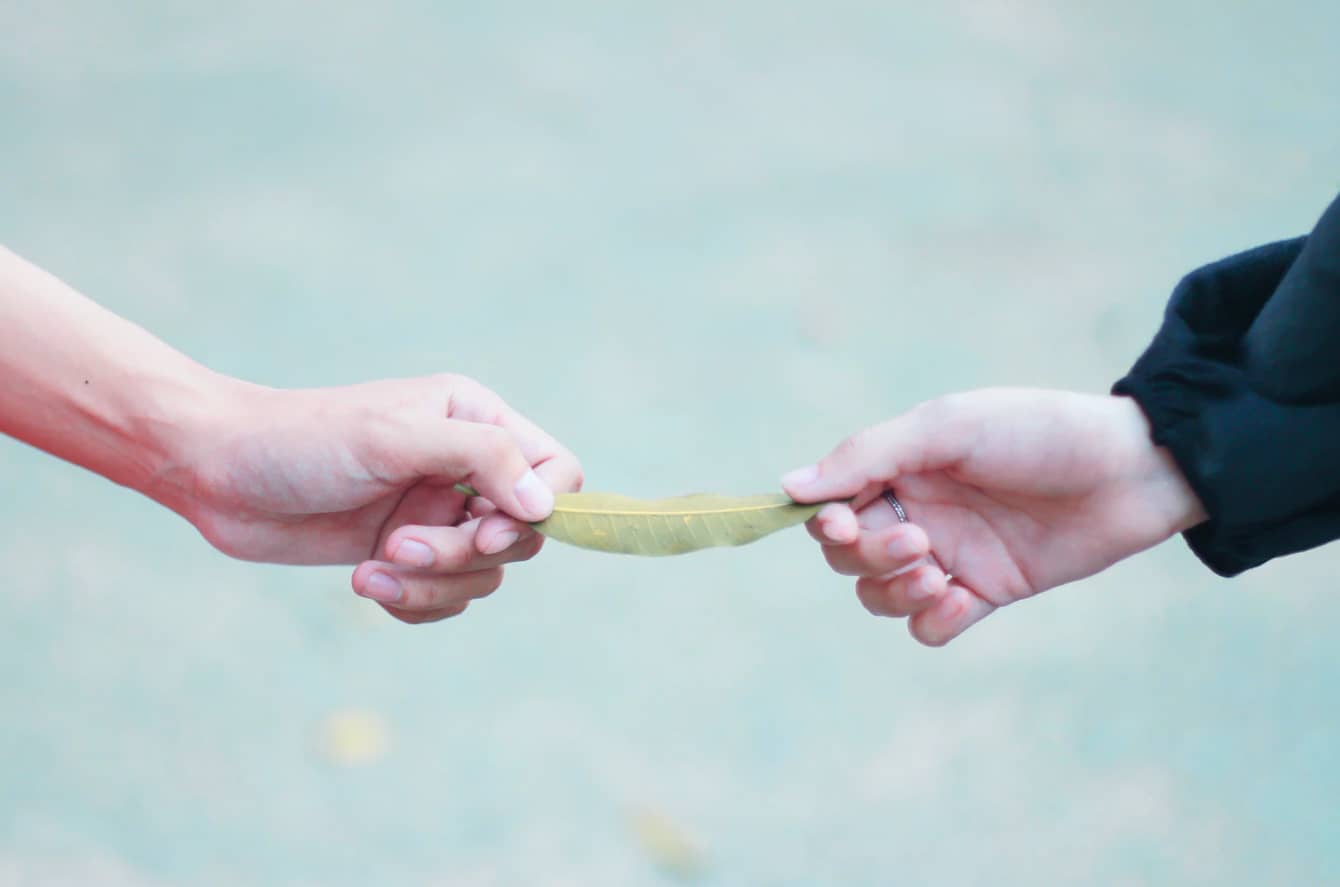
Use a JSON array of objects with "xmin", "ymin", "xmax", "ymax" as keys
[
  {"xmin": 882, "ymin": 489, "xmax": 909, "ymax": 523},
  {"xmin": 883, "ymin": 488, "xmax": 956, "ymax": 584}
]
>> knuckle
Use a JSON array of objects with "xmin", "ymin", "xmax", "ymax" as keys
[
  {"xmin": 434, "ymin": 372, "xmax": 478, "ymax": 398},
  {"xmin": 388, "ymin": 606, "xmax": 427, "ymax": 625},
  {"xmin": 392, "ymin": 600, "xmax": 469, "ymax": 624},
  {"xmin": 473, "ymin": 424, "xmax": 515, "ymax": 462},
  {"xmin": 914, "ymin": 394, "xmax": 956, "ymax": 423},
  {"xmin": 831, "ymin": 429, "xmax": 870, "ymax": 464},
  {"xmin": 397, "ymin": 575, "xmax": 447, "ymax": 611},
  {"xmin": 441, "ymin": 375, "xmax": 505, "ymax": 420},
  {"xmin": 470, "ymin": 422, "xmax": 507, "ymax": 447},
  {"xmin": 915, "ymin": 393, "xmax": 978, "ymax": 441},
  {"xmin": 438, "ymin": 544, "xmax": 475, "ymax": 573},
  {"xmin": 362, "ymin": 408, "xmax": 414, "ymax": 452},
  {"xmin": 395, "ymin": 583, "xmax": 429, "ymax": 612},
  {"xmin": 511, "ymin": 535, "xmax": 545, "ymax": 563},
  {"xmin": 434, "ymin": 371, "xmax": 467, "ymax": 387},
  {"xmin": 478, "ymin": 567, "xmax": 505, "ymax": 596}
]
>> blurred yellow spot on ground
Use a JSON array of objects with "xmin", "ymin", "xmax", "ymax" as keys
[
  {"xmin": 629, "ymin": 808, "xmax": 706, "ymax": 880},
  {"xmin": 317, "ymin": 709, "xmax": 390, "ymax": 766}
]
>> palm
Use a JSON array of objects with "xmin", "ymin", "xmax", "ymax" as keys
[
  {"xmin": 793, "ymin": 389, "xmax": 1204, "ymax": 645},
  {"xmin": 899, "ymin": 391, "xmax": 1185, "ymax": 606},
  {"xmin": 890, "ymin": 463, "xmax": 1146, "ymax": 609}
]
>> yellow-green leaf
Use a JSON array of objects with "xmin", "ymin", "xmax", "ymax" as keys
[{"xmin": 532, "ymin": 491, "xmax": 822, "ymax": 556}]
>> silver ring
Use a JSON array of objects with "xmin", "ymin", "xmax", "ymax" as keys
[
  {"xmin": 883, "ymin": 489, "xmax": 954, "ymax": 583},
  {"xmin": 882, "ymin": 489, "xmax": 908, "ymax": 524}
]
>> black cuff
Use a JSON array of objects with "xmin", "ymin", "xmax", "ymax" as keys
[{"xmin": 1113, "ymin": 236, "xmax": 1340, "ymax": 577}]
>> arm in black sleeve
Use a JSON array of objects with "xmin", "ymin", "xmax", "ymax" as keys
[
  {"xmin": 1244, "ymin": 193, "xmax": 1340, "ymax": 402},
  {"xmin": 1113, "ymin": 193, "xmax": 1340, "ymax": 576}
]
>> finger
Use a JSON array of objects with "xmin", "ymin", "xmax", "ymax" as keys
[
  {"xmin": 908, "ymin": 581, "xmax": 996, "ymax": 647},
  {"xmin": 824, "ymin": 522, "xmax": 932, "ymax": 577},
  {"xmin": 370, "ymin": 483, "xmax": 472, "ymax": 563},
  {"xmin": 444, "ymin": 377, "xmax": 584, "ymax": 493},
  {"xmin": 474, "ymin": 515, "xmax": 541, "ymax": 557},
  {"xmin": 805, "ymin": 503, "xmax": 860, "ymax": 544},
  {"xmin": 466, "ymin": 498, "xmax": 543, "ymax": 557},
  {"xmin": 383, "ymin": 521, "xmax": 544, "ymax": 570},
  {"xmin": 474, "ymin": 447, "xmax": 580, "ymax": 555},
  {"xmin": 351, "ymin": 562, "xmax": 505, "ymax": 610},
  {"xmin": 855, "ymin": 565, "xmax": 949, "ymax": 618},
  {"xmin": 781, "ymin": 399, "xmax": 976, "ymax": 503},
  {"xmin": 380, "ymin": 602, "xmax": 469, "ymax": 625},
  {"xmin": 526, "ymin": 432, "xmax": 583, "ymax": 493},
  {"xmin": 855, "ymin": 495, "xmax": 907, "ymax": 531},
  {"xmin": 441, "ymin": 378, "xmax": 584, "ymax": 549},
  {"xmin": 383, "ymin": 418, "xmax": 556, "ymax": 522},
  {"xmin": 466, "ymin": 496, "xmax": 499, "ymax": 518}
]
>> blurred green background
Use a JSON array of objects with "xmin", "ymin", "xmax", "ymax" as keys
[{"xmin": 3, "ymin": 2, "xmax": 1339, "ymax": 884}]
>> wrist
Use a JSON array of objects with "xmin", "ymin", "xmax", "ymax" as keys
[
  {"xmin": 0, "ymin": 247, "xmax": 261, "ymax": 517},
  {"xmin": 104, "ymin": 363, "xmax": 258, "ymax": 518},
  {"xmin": 1111, "ymin": 395, "xmax": 1208, "ymax": 539}
]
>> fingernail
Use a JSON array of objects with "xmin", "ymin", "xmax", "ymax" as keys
[
  {"xmin": 362, "ymin": 571, "xmax": 403, "ymax": 603},
  {"xmin": 887, "ymin": 532, "xmax": 921, "ymax": 560},
  {"xmin": 481, "ymin": 529, "xmax": 520, "ymax": 555},
  {"xmin": 392, "ymin": 539, "xmax": 434, "ymax": 568},
  {"xmin": 781, "ymin": 464, "xmax": 819, "ymax": 489},
  {"xmin": 514, "ymin": 469, "xmax": 555, "ymax": 518}
]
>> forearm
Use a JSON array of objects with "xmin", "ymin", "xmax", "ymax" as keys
[{"xmin": 0, "ymin": 246, "xmax": 237, "ymax": 514}]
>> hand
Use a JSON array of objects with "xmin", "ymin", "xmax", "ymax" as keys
[
  {"xmin": 782, "ymin": 389, "xmax": 1206, "ymax": 646},
  {"xmin": 0, "ymin": 248, "xmax": 577, "ymax": 624},
  {"xmin": 183, "ymin": 374, "xmax": 582, "ymax": 623}
]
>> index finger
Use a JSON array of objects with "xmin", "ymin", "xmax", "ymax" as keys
[
  {"xmin": 781, "ymin": 400, "xmax": 975, "ymax": 503},
  {"xmin": 446, "ymin": 378, "xmax": 583, "ymax": 491},
  {"xmin": 447, "ymin": 380, "xmax": 583, "ymax": 554}
]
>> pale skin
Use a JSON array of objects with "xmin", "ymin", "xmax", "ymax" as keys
[
  {"xmin": 4, "ymin": 246, "xmax": 1208, "ymax": 641},
  {"xmin": 783, "ymin": 389, "xmax": 1209, "ymax": 647},
  {"xmin": 0, "ymin": 246, "xmax": 581, "ymax": 623}
]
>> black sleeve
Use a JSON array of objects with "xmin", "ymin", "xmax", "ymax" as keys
[
  {"xmin": 1112, "ymin": 193, "xmax": 1340, "ymax": 577},
  {"xmin": 1244, "ymin": 194, "xmax": 1340, "ymax": 402}
]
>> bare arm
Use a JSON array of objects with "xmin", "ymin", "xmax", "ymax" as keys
[
  {"xmin": 0, "ymin": 246, "xmax": 581, "ymax": 623},
  {"xmin": 0, "ymin": 245, "xmax": 228, "ymax": 515}
]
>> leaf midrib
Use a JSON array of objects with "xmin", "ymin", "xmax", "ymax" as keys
[{"xmin": 552, "ymin": 502, "xmax": 798, "ymax": 518}]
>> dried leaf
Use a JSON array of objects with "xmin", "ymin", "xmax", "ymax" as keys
[{"xmin": 533, "ymin": 491, "xmax": 821, "ymax": 556}]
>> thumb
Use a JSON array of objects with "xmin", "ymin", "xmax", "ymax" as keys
[
  {"xmin": 396, "ymin": 418, "xmax": 555, "ymax": 522},
  {"xmin": 781, "ymin": 400, "xmax": 973, "ymax": 503}
]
